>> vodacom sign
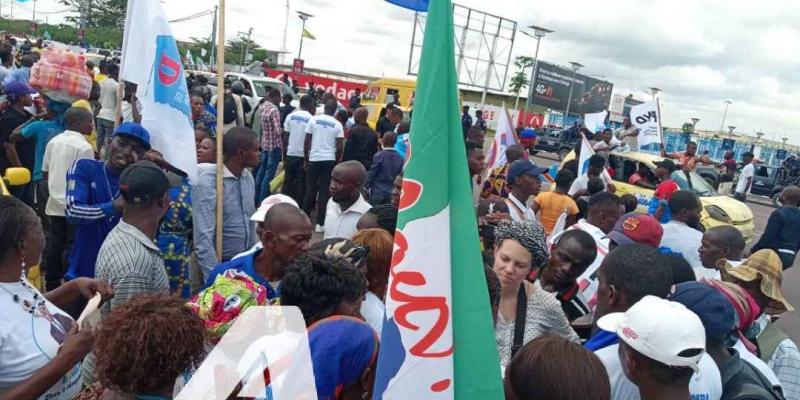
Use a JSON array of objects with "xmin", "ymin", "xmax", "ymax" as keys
[{"xmin": 268, "ymin": 70, "xmax": 368, "ymax": 103}]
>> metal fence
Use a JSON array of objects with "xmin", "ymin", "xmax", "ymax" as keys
[{"xmin": 639, "ymin": 130, "xmax": 785, "ymax": 167}]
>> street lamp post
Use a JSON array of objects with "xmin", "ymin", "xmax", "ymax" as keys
[
  {"xmin": 521, "ymin": 25, "xmax": 552, "ymax": 113},
  {"xmin": 563, "ymin": 61, "xmax": 584, "ymax": 125},
  {"xmin": 649, "ymin": 87, "xmax": 661, "ymax": 101},
  {"xmin": 690, "ymin": 117, "xmax": 700, "ymax": 131},
  {"xmin": 720, "ymin": 99, "xmax": 732, "ymax": 132},
  {"xmin": 782, "ymin": 137, "xmax": 789, "ymax": 149},
  {"xmin": 297, "ymin": 11, "xmax": 313, "ymax": 60}
]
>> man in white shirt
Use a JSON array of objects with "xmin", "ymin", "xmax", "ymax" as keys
[
  {"xmin": 324, "ymin": 161, "xmax": 372, "ymax": 239},
  {"xmin": 659, "ymin": 190, "xmax": 705, "ymax": 274},
  {"xmin": 548, "ymin": 192, "xmax": 622, "ymax": 302},
  {"xmin": 303, "ymin": 99, "xmax": 344, "ymax": 233},
  {"xmin": 698, "ymin": 226, "xmax": 746, "ymax": 281},
  {"xmin": 589, "ymin": 246, "xmax": 722, "ymax": 400},
  {"xmin": 41, "ymin": 107, "xmax": 95, "ymax": 291},
  {"xmin": 569, "ymin": 154, "xmax": 613, "ymax": 197},
  {"xmin": 96, "ymin": 63, "xmax": 120, "ymax": 152},
  {"xmin": 282, "ymin": 94, "xmax": 315, "ymax": 205},
  {"xmin": 614, "ymin": 117, "xmax": 640, "ymax": 151},
  {"xmin": 592, "ymin": 128, "xmax": 622, "ymax": 158},
  {"xmin": 734, "ymin": 151, "xmax": 755, "ymax": 202},
  {"xmin": 504, "ymin": 159, "xmax": 548, "ymax": 222}
]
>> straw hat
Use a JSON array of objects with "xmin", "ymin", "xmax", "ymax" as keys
[{"xmin": 724, "ymin": 249, "xmax": 794, "ymax": 314}]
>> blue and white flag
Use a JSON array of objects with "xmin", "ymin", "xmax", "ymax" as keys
[
  {"xmin": 386, "ymin": 0, "xmax": 429, "ymax": 11},
  {"xmin": 583, "ymin": 110, "xmax": 608, "ymax": 133},
  {"xmin": 120, "ymin": 0, "xmax": 197, "ymax": 180}
]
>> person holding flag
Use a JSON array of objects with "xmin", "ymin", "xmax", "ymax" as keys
[
  {"xmin": 569, "ymin": 133, "xmax": 615, "ymax": 197},
  {"xmin": 482, "ymin": 106, "xmax": 522, "ymax": 199},
  {"xmin": 374, "ymin": 0, "xmax": 504, "ymax": 397},
  {"xmin": 482, "ymin": 144, "xmax": 527, "ymax": 199}
]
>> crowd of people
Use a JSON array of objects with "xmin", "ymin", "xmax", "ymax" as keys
[{"xmin": 1, "ymin": 32, "xmax": 800, "ymax": 399}]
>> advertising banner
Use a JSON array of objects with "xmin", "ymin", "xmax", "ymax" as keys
[
  {"xmin": 267, "ymin": 70, "xmax": 367, "ymax": 103},
  {"xmin": 529, "ymin": 61, "xmax": 613, "ymax": 115}
]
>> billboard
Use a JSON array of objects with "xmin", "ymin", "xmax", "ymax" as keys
[
  {"xmin": 529, "ymin": 61, "xmax": 613, "ymax": 115},
  {"xmin": 267, "ymin": 70, "xmax": 367, "ymax": 103}
]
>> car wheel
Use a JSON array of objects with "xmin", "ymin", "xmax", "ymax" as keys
[
  {"xmin": 703, "ymin": 176, "xmax": 717, "ymax": 189},
  {"xmin": 557, "ymin": 148, "xmax": 569, "ymax": 160},
  {"xmin": 773, "ymin": 192, "xmax": 783, "ymax": 207}
]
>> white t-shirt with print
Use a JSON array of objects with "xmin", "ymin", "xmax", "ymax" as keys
[
  {"xmin": 594, "ymin": 343, "xmax": 722, "ymax": 400},
  {"xmin": 735, "ymin": 163, "xmax": 755, "ymax": 194},
  {"xmin": 284, "ymin": 110, "xmax": 313, "ymax": 157},
  {"xmin": 305, "ymin": 114, "xmax": 344, "ymax": 162},
  {"xmin": 0, "ymin": 280, "xmax": 82, "ymax": 399}
]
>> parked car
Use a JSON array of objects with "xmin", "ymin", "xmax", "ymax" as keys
[
  {"xmin": 749, "ymin": 165, "xmax": 799, "ymax": 207},
  {"xmin": 534, "ymin": 128, "xmax": 578, "ymax": 160},
  {"xmin": 562, "ymin": 150, "xmax": 756, "ymax": 243},
  {"xmin": 189, "ymin": 71, "xmax": 296, "ymax": 121}
]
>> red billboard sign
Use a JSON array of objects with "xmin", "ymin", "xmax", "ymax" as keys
[
  {"xmin": 267, "ymin": 70, "xmax": 368, "ymax": 104},
  {"xmin": 292, "ymin": 58, "xmax": 304, "ymax": 74}
]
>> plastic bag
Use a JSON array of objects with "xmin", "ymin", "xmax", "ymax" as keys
[{"xmin": 29, "ymin": 46, "xmax": 92, "ymax": 104}]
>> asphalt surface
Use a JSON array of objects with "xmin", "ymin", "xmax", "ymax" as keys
[{"xmin": 529, "ymin": 151, "xmax": 799, "ymax": 340}]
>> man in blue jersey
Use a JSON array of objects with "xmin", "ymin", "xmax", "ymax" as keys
[{"xmin": 64, "ymin": 123, "xmax": 150, "ymax": 280}]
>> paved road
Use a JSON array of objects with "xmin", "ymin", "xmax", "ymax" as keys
[{"xmin": 529, "ymin": 151, "xmax": 799, "ymax": 340}]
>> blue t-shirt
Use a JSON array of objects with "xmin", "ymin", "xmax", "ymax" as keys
[
  {"xmin": 20, "ymin": 120, "xmax": 65, "ymax": 181},
  {"xmin": 204, "ymin": 249, "xmax": 280, "ymax": 301}
]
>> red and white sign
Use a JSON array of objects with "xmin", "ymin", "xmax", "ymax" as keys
[
  {"xmin": 463, "ymin": 102, "xmax": 544, "ymax": 130},
  {"xmin": 267, "ymin": 70, "xmax": 367, "ymax": 103},
  {"xmin": 292, "ymin": 58, "xmax": 304, "ymax": 74}
]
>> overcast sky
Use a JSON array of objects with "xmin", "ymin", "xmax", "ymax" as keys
[{"xmin": 21, "ymin": 0, "xmax": 800, "ymax": 144}]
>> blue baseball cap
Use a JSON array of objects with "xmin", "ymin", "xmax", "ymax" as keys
[
  {"xmin": 667, "ymin": 281, "xmax": 735, "ymax": 339},
  {"xmin": 3, "ymin": 81, "xmax": 36, "ymax": 96},
  {"xmin": 507, "ymin": 159, "xmax": 549, "ymax": 183},
  {"xmin": 113, "ymin": 122, "xmax": 151, "ymax": 150}
]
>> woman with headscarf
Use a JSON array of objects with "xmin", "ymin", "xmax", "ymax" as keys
[
  {"xmin": 492, "ymin": 220, "xmax": 579, "ymax": 369},
  {"xmin": 308, "ymin": 316, "xmax": 378, "ymax": 400},
  {"xmin": 351, "ymin": 229, "xmax": 393, "ymax": 335}
]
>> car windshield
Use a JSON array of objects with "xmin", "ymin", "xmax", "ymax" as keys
[
  {"xmin": 252, "ymin": 80, "xmax": 294, "ymax": 98},
  {"xmin": 672, "ymin": 170, "xmax": 717, "ymax": 197}
]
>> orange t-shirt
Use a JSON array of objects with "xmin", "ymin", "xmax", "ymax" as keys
[{"xmin": 534, "ymin": 191, "xmax": 579, "ymax": 235}]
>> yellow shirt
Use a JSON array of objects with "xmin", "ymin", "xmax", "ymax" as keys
[
  {"xmin": 94, "ymin": 73, "xmax": 107, "ymax": 83},
  {"xmin": 71, "ymin": 99, "xmax": 98, "ymax": 151},
  {"xmin": 534, "ymin": 191, "xmax": 579, "ymax": 235}
]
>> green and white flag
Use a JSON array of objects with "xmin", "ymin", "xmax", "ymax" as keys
[{"xmin": 373, "ymin": 0, "xmax": 504, "ymax": 398}]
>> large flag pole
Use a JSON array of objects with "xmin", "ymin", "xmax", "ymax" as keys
[{"xmin": 214, "ymin": 0, "xmax": 226, "ymax": 260}]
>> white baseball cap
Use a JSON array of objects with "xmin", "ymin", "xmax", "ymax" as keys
[
  {"xmin": 250, "ymin": 194, "xmax": 299, "ymax": 222},
  {"xmin": 597, "ymin": 295, "xmax": 706, "ymax": 372}
]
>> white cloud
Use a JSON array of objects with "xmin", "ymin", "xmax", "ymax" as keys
[{"xmin": 23, "ymin": 0, "xmax": 800, "ymax": 144}]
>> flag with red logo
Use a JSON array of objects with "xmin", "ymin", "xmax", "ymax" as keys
[
  {"xmin": 120, "ymin": 0, "xmax": 196, "ymax": 179},
  {"xmin": 484, "ymin": 105, "xmax": 518, "ymax": 176},
  {"xmin": 373, "ymin": 0, "xmax": 503, "ymax": 398}
]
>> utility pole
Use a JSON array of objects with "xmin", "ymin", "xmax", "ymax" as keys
[
  {"xmin": 209, "ymin": 5, "xmax": 218, "ymax": 67},
  {"xmin": 239, "ymin": 27, "xmax": 253, "ymax": 69},
  {"xmin": 281, "ymin": 0, "xmax": 290, "ymax": 65},
  {"xmin": 32, "ymin": 0, "xmax": 36, "ymax": 26},
  {"xmin": 297, "ymin": 11, "xmax": 313, "ymax": 59}
]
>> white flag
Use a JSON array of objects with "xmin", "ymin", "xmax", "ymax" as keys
[
  {"xmin": 583, "ymin": 110, "xmax": 608, "ymax": 133},
  {"xmin": 484, "ymin": 105, "xmax": 518, "ymax": 174},
  {"xmin": 120, "ymin": 0, "xmax": 197, "ymax": 180},
  {"xmin": 578, "ymin": 132, "xmax": 612, "ymax": 181},
  {"xmin": 185, "ymin": 49, "xmax": 194, "ymax": 67},
  {"xmin": 200, "ymin": 48, "xmax": 207, "ymax": 57},
  {"xmin": 630, "ymin": 99, "xmax": 662, "ymax": 148}
]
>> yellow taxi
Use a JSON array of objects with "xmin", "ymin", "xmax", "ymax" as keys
[
  {"xmin": 360, "ymin": 78, "xmax": 415, "ymax": 128},
  {"xmin": 2, "ymin": 167, "xmax": 44, "ymax": 289},
  {"xmin": 564, "ymin": 150, "xmax": 756, "ymax": 242}
]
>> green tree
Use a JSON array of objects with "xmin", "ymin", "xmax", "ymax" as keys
[
  {"xmin": 59, "ymin": 0, "xmax": 127, "ymax": 29},
  {"xmin": 682, "ymin": 122, "xmax": 695, "ymax": 134},
  {"xmin": 509, "ymin": 55, "xmax": 534, "ymax": 110},
  {"xmin": 226, "ymin": 36, "xmax": 262, "ymax": 66}
]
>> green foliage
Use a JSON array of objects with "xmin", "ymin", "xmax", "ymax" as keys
[
  {"xmin": 58, "ymin": 0, "xmax": 127, "ymax": 29},
  {"xmin": 0, "ymin": 19, "xmax": 122, "ymax": 49},
  {"xmin": 682, "ymin": 122, "xmax": 695, "ymax": 133},
  {"xmin": 509, "ymin": 55, "xmax": 535, "ymax": 96}
]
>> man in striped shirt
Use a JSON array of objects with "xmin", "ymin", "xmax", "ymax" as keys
[{"xmin": 83, "ymin": 160, "xmax": 180, "ymax": 385}]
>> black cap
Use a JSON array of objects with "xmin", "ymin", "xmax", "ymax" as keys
[
  {"xmin": 119, "ymin": 160, "xmax": 182, "ymax": 204},
  {"xmin": 655, "ymin": 159, "xmax": 677, "ymax": 173}
]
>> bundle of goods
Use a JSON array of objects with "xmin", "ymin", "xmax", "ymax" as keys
[{"xmin": 29, "ymin": 46, "xmax": 92, "ymax": 103}]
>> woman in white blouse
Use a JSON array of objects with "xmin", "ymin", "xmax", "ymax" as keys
[
  {"xmin": 492, "ymin": 220, "xmax": 579, "ymax": 369},
  {"xmin": 0, "ymin": 196, "xmax": 112, "ymax": 399}
]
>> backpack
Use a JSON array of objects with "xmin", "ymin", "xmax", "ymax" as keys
[{"xmin": 222, "ymin": 93, "xmax": 237, "ymax": 124}]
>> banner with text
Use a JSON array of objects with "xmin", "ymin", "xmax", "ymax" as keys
[
  {"xmin": 528, "ymin": 61, "xmax": 614, "ymax": 115},
  {"xmin": 630, "ymin": 99, "xmax": 662, "ymax": 148}
]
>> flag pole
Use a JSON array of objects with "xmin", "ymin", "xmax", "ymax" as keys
[
  {"xmin": 214, "ymin": 0, "xmax": 226, "ymax": 260},
  {"xmin": 656, "ymin": 96, "xmax": 664, "ymax": 150}
]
